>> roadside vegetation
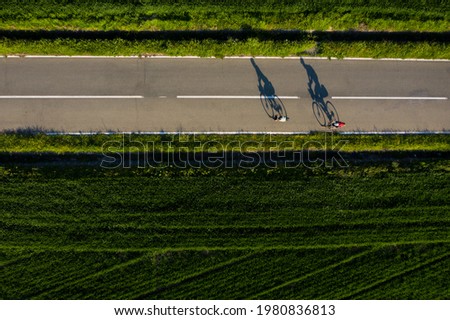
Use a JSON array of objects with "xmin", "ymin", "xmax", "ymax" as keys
[
  {"xmin": 0, "ymin": 0, "xmax": 448, "ymax": 58},
  {"xmin": 1, "ymin": 132, "xmax": 450, "ymax": 153},
  {"xmin": 1, "ymin": 132, "xmax": 448, "ymax": 299},
  {"xmin": 1, "ymin": 38, "xmax": 449, "ymax": 59},
  {"xmin": 1, "ymin": 0, "xmax": 448, "ymax": 32}
]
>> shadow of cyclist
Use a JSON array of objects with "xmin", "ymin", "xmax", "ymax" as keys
[
  {"xmin": 251, "ymin": 58, "xmax": 287, "ymax": 120},
  {"xmin": 300, "ymin": 57, "xmax": 338, "ymax": 126}
]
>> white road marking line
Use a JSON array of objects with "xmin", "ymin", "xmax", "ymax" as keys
[
  {"xmin": 332, "ymin": 96, "xmax": 448, "ymax": 100},
  {"xmin": 0, "ymin": 95, "xmax": 144, "ymax": 99},
  {"xmin": 177, "ymin": 95, "xmax": 300, "ymax": 99}
]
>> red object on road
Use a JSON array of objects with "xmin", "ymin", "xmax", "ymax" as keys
[{"xmin": 330, "ymin": 120, "xmax": 346, "ymax": 128}]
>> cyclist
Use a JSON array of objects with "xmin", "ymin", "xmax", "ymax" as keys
[
  {"xmin": 274, "ymin": 115, "xmax": 287, "ymax": 122},
  {"xmin": 329, "ymin": 120, "xmax": 345, "ymax": 128}
]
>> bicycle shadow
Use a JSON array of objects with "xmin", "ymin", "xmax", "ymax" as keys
[
  {"xmin": 250, "ymin": 58, "xmax": 287, "ymax": 120},
  {"xmin": 300, "ymin": 58, "xmax": 339, "ymax": 127}
]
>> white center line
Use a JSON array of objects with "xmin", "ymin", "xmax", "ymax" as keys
[
  {"xmin": 332, "ymin": 96, "xmax": 448, "ymax": 100},
  {"xmin": 177, "ymin": 95, "xmax": 300, "ymax": 99},
  {"xmin": 0, "ymin": 95, "xmax": 144, "ymax": 99}
]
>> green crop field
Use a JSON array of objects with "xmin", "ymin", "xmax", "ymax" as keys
[{"xmin": 1, "ymin": 159, "xmax": 449, "ymax": 299}]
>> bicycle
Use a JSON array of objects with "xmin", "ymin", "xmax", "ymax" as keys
[
  {"xmin": 260, "ymin": 94, "xmax": 287, "ymax": 120},
  {"xmin": 312, "ymin": 100, "xmax": 339, "ymax": 127}
]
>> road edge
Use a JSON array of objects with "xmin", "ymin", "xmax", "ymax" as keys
[{"xmin": 1, "ymin": 55, "xmax": 449, "ymax": 62}]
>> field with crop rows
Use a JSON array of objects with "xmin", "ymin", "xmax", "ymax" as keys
[{"xmin": 1, "ymin": 161, "xmax": 449, "ymax": 299}]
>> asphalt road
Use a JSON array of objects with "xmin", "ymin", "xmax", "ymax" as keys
[{"xmin": 0, "ymin": 57, "xmax": 449, "ymax": 133}]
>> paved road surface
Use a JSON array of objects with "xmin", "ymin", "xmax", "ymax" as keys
[{"xmin": 1, "ymin": 57, "xmax": 449, "ymax": 133}]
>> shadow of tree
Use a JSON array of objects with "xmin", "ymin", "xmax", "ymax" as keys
[
  {"xmin": 300, "ymin": 58, "xmax": 339, "ymax": 127},
  {"xmin": 251, "ymin": 58, "xmax": 287, "ymax": 120}
]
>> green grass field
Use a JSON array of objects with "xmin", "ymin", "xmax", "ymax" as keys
[
  {"xmin": 1, "ymin": 1, "xmax": 448, "ymax": 58},
  {"xmin": 1, "ymin": 0, "xmax": 448, "ymax": 31},
  {"xmin": 1, "ymin": 160, "xmax": 449, "ymax": 299}
]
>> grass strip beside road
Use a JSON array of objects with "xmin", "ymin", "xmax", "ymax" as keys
[
  {"xmin": 1, "ymin": 133, "xmax": 449, "ymax": 154},
  {"xmin": 1, "ymin": 38, "xmax": 449, "ymax": 59}
]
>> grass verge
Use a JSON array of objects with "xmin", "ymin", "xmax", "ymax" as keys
[
  {"xmin": 1, "ymin": 38, "xmax": 449, "ymax": 59},
  {"xmin": 0, "ymin": 38, "xmax": 315, "ymax": 57},
  {"xmin": 1, "ymin": 133, "xmax": 450, "ymax": 153}
]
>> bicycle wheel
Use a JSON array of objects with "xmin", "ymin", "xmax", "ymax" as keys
[
  {"xmin": 271, "ymin": 95, "xmax": 287, "ymax": 118},
  {"xmin": 312, "ymin": 101, "xmax": 326, "ymax": 126},
  {"xmin": 325, "ymin": 101, "xmax": 339, "ymax": 122},
  {"xmin": 260, "ymin": 94, "xmax": 275, "ymax": 118}
]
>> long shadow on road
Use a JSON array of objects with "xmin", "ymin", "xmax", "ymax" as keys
[
  {"xmin": 251, "ymin": 58, "xmax": 287, "ymax": 120},
  {"xmin": 300, "ymin": 58, "xmax": 339, "ymax": 127}
]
